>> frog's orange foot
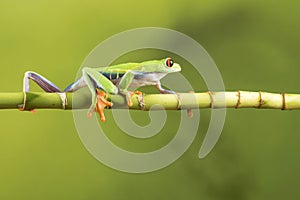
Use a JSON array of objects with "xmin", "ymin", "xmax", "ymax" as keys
[
  {"xmin": 134, "ymin": 90, "xmax": 143, "ymax": 95},
  {"xmin": 94, "ymin": 90, "xmax": 113, "ymax": 122},
  {"xmin": 18, "ymin": 105, "xmax": 36, "ymax": 114},
  {"xmin": 125, "ymin": 90, "xmax": 143, "ymax": 107},
  {"xmin": 134, "ymin": 90, "xmax": 145, "ymax": 108},
  {"xmin": 125, "ymin": 91, "xmax": 134, "ymax": 107},
  {"xmin": 187, "ymin": 109, "xmax": 193, "ymax": 118}
]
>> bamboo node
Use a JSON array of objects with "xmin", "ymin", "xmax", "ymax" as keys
[
  {"xmin": 18, "ymin": 92, "xmax": 27, "ymax": 110},
  {"xmin": 235, "ymin": 90, "xmax": 241, "ymax": 108},
  {"xmin": 57, "ymin": 92, "xmax": 68, "ymax": 110},
  {"xmin": 281, "ymin": 92, "xmax": 286, "ymax": 110},
  {"xmin": 208, "ymin": 91, "xmax": 214, "ymax": 108},
  {"xmin": 176, "ymin": 93, "xmax": 182, "ymax": 110},
  {"xmin": 258, "ymin": 91, "xmax": 264, "ymax": 108}
]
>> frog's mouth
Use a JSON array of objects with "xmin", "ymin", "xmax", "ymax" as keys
[{"xmin": 169, "ymin": 63, "xmax": 181, "ymax": 72}]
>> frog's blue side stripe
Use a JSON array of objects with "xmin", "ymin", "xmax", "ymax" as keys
[
  {"xmin": 101, "ymin": 72, "xmax": 125, "ymax": 81},
  {"xmin": 63, "ymin": 72, "xmax": 125, "ymax": 92}
]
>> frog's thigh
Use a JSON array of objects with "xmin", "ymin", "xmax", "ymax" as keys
[{"xmin": 82, "ymin": 67, "xmax": 118, "ymax": 94}]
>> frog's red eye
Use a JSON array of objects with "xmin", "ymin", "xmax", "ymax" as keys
[{"xmin": 165, "ymin": 58, "xmax": 174, "ymax": 68}]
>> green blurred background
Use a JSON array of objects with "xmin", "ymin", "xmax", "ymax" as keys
[{"xmin": 1, "ymin": 0, "xmax": 300, "ymax": 199}]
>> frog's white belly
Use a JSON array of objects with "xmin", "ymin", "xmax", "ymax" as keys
[{"xmin": 129, "ymin": 72, "xmax": 167, "ymax": 88}]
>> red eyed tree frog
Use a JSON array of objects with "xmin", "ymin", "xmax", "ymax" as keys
[{"xmin": 22, "ymin": 58, "xmax": 181, "ymax": 122}]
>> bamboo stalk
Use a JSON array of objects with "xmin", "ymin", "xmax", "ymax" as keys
[{"xmin": 1, "ymin": 91, "xmax": 300, "ymax": 111}]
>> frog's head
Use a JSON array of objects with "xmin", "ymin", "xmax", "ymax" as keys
[{"xmin": 141, "ymin": 58, "xmax": 181, "ymax": 73}]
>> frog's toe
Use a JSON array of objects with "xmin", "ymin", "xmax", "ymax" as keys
[
  {"xmin": 187, "ymin": 109, "xmax": 193, "ymax": 118},
  {"xmin": 134, "ymin": 90, "xmax": 143, "ymax": 95},
  {"xmin": 119, "ymin": 90, "xmax": 136, "ymax": 107},
  {"xmin": 94, "ymin": 90, "xmax": 113, "ymax": 122},
  {"xmin": 126, "ymin": 91, "xmax": 135, "ymax": 107},
  {"xmin": 18, "ymin": 105, "xmax": 36, "ymax": 114}
]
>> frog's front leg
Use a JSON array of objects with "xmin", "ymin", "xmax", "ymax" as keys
[
  {"xmin": 155, "ymin": 81, "xmax": 176, "ymax": 94},
  {"xmin": 82, "ymin": 68, "xmax": 118, "ymax": 122},
  {"xmin": 118, "ymin": 71, "xmax": 135, "ymax": 106}
]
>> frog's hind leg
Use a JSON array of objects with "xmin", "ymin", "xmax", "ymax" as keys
[
  {"xmin": 82, "ymin": 67, "xmax": 118, "ymax": 122},
  {"xmin": 21, "ymin": 71, "xmax": 62, "ymax": 112},
  {"xmin": 63, "ymin": 77, "xmax": 87, "ymax": 92},
  {"xmin": 95, "ymin": 89, "xmax": 113, "ymax": 122},
  {"xmin": 23, "ymin": 71, "xmax": 62, "ymax": 93},
  {"xmin": 155, "ymin": 81, "xmax": 175, "ymax": 94}
]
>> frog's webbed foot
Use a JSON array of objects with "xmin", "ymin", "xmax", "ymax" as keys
[
  {"xmin": 119, "ymin": 90, "xmax": 133, "ymax": 107},
  {"xmin": 126, "ymin": 91, "xmax": 134, "ymax": 107},
  {"xmin": 187, "ymin": 107, "xmax": 193, "ymax": 118},
  {"xmin": 120, "ymin": 90, "xmax": 143, "ymax": 107},
  {"xmin": 88, "ymin": 90, "xmax": 113, "ymax": 122},
  {"xmin": 134, "ymin": 90, "xmax": 145, "ymax": 110},
  {"xmin": 96, "ymin": 90, "xmax": 113, "ymax": 122},
  {"xmin": 134, "ymin": 90, "xmax": 143, "ymax": 95},
  {"xmin": 18, "ymin": 107, "xmax": 36, "ymax": 114},
  {"xmin": 18, "ymin": 92, "xmax": 36, "ymax": 113}
]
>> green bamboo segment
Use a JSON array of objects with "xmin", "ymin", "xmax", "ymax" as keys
[{"xmin": 0, "ymin": 91, "xmax": 300, "ymax": 111}]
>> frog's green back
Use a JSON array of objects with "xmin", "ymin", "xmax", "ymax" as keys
[
  {"xmin": 99, "ymin": 58, "xmax": 180, "ymax": 74},
  {"xmin": 102, "ymin": 62, "xmax": 141, "ymax": 73}
]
